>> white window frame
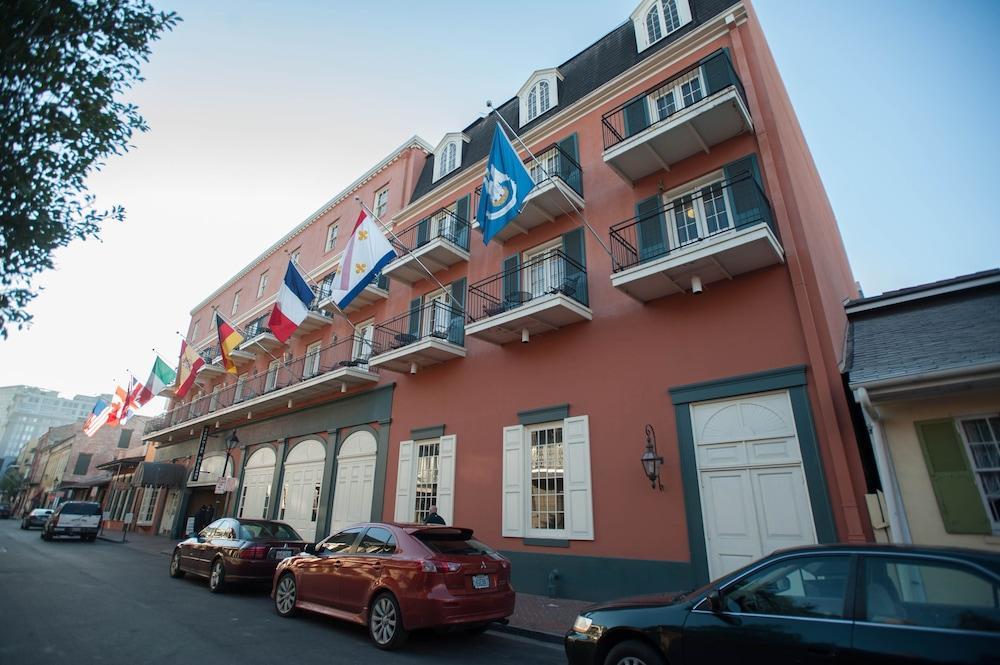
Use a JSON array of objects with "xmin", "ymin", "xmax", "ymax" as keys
[
  {"xmin": 257, "ymin": 271, "xmax": 269, "ymax": 298},
  {"xmin": 647, "ymin": 68, "xmax": 705, "ymax": 123},
  {"xmin": 234, "ymin": 374, "xmax": 248, "ymax": 403},
  {"xmin": 431, "ymin": 204, "xmax": 457, "ymax": 242},
  {"xmin": 422, "ymin": 289, "xmax": 451, "ymax": 337},
  {"xmin": 231, "ymin": 290, "xmax": 241, "ymax": 316},
  {"xmin": 303, "ymin": 341, "xmax": 322, "ymax": 378},
  {"xmin": 631, "ymin": 0, "xmax": 692, "ymax": 52},
  {"xmin": 290, "ymin": 247, "xmax": 301, "ymax": 265},
  {"xmin": 325, "ymin": 222, "xmax": 339, "ymax": 253},
  {"xmin": 353, "ymin": 319, "xmax": 374, "ymax": 364},
  {"xmin": 517, "ymin": 68, "xmax": 563, "ymax": 128},
  {"xmin": 661, "ymin": 170, "xmax": 734, "ymax": 249},
  {"xmin": 191, "ymin": 320, "xmax": 200, "ymax": 343},
  {"xmin": 957, "ymin": 414, "xmax": 1000, "ymax": 533},
  {"xmin": 137, "ymin": 487, "xmax": 160, "ymax": 525},
  {"xmin": 209, "ymin": 384, "xmax": 221, "ymax": 412},
  {"xmin": 501, "ymin": 415, "xmax": 593, "ymax": 541},
  {"xmin": 431, "ymin": 133, "xmax": 469, "ymax": 183},
  {"xmin": 522, "ymin": 239, "xmax": 564, "ymax": 298},
  {"xmin": 394, "ymin": 435, "xmax": 457, "ymax": 525},
  {"xmin": 265, "ymin": 359, "xmax": 280, "ymax": 392},
  {"xmin": 374, "ymin": 186, "xmax": 390, "ymax": 219}
]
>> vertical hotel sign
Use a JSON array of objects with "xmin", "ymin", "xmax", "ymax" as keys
[{"xmin": 191, "ymin": 426, "xmax": 210, "ymax": 481}]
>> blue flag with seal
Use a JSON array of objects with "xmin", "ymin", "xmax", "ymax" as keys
[{"xmin": 477, "ymin": 124, "xmax": 535, "ymax": 245}]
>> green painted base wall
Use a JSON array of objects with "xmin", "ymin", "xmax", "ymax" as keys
[{"xmin": 500, "ymin": 550, "xmax": 694, "ymax": 602}]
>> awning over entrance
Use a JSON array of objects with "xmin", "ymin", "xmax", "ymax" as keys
[{"xmin": 131, "ymin": 462, "xmax": 187, "ymax": 488}]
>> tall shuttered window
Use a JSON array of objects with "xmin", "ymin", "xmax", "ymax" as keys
[
  {"xmin": 529, "ymin": 424, "xmax": 565, "ymax": 532},
  {"xmin": 959, "ymin": 416, "xmax": 1000, "ymax": 530},
  {"xmin": 414, "ymin": 440, "xmax": 440, "ymax": 523}
]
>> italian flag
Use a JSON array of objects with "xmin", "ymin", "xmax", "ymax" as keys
[{"xmin": 138, "ymin": 356, "xmax": 177, "ymax": 404}]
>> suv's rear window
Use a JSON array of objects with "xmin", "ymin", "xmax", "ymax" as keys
[
  {"xmin": 238, "ymin": 521, "xmax": 301, "ymax": 541},
  {"xmin": 416, "ymin": 533, "xmax": 496, "ymax": 556},
  {"xmin": 59, "ymin": 503, "xmax": 101, "ymax": 515}
]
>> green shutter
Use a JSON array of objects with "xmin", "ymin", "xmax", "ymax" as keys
[
  {"xmin": 448, "ymin": 278, "xmax": 466, "ymax": 345},
  {"xmin": 557, "ymin": 133, "xmax": 583, "ymax": 196},
  {"xmin": 407, "ymin": 297, "xmax": 422, "ymax": 339},
  {"xmin": 416, "ymin": 218, "xmax": 430, "ymax": 247},
  {"xmin": 915, "ymin": 419, "xmax": 991, "ymax": 535},
  {"xmin": 635, "ymin": 195, "xmax": 667, "ymax": 262},
  {"xmin": 723, "ymin": 153, "xmax": 771, "ymax": 232},
  {"xmin": 73, "ymin": 453, "xmax": 92, "ymax": 476},
  {"xmin": 454, "ymin": 195, "xmax": 470, "ymax": 249},
  {"xmin": 376, "ymin": 272, "xmax": 389, "ymax": 290},
  {"xmin": 560, "ymin": 227, "xmax": 588, "ymax": 306},
  {"xmin": 623, "ymin": 97, "xmax": 650, "ymax": 138},
  {"xmin": 502, "ymin": 254, "xmax": 521, "ymax": 304},
  {"xmin": 700, "ymin": 48, "xmax": 735, "ymax": 96}
]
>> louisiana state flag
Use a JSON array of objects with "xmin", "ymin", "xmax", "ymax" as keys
[{"xmin": 215, "ymin": 312, "xmax": 243, "ymax": 373}]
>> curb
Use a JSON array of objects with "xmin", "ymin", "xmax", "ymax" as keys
[
  {"xmin": 96, "ymin": 535, "xmax": 125, "ymax": 544},
  {"xmin": 493, "ymin": 623, "xmax": 564, "ymax": 645}
]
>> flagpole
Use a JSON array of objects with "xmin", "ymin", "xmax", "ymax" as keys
[
  {"xmin": 486, "ymin": 102, "xmax": 620, "ymax": 270},
  {"xmin": 353, "ymin": 197, "xmax": 463, "ymax": 315}
]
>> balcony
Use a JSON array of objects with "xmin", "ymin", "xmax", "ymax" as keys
[
  {"xmin": 609, "ymin": 173, "xmax": 783, "ymax": 302},
  {"xmin": 466, "ymin": 249, "xmax": 592, "ymax": 345},
  {"xmin": 474, "ymin": 143, "xmax": 584, "ymax": 242},
  {"xmin": 381, "ymin": 207, "xmax": 470, "ymax": 285},
  {"xmin": 368, "ymin": 300, "xmax": 466, "ymax": 373},
  {"xmin": 239, "ymin": 314, "xmax": 282, "ymax": 352},
  {"xmin": 143, "ymin": 337, "xmax": 379, "ymax": 440},
  {"xmin": 315, "ymin": 271, "xmax": 389, "ymax": 315},
  {"xmin": 601, "ymin": 50, "xmax": 752, "ymax": 183}
]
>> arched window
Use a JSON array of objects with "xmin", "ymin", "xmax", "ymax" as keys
[
  {"xmin": 527, "ymin": 87, "xmax": 538, "ymax": 121},
  {"xmin": 662, "ymin": 0, "xmax": 681, "ymax": 32},
  {"xmin": 646, "ymin": 5, "xmax": 662, "ymax": 44},
  {"xmin": 439, "ymin": 142, "xmax": 457, "ymax": 177},
  {"xmin": 538, "ymin": 80, "xmax": 551, "ymax": 115}
]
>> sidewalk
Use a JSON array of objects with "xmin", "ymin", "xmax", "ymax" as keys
[{"xmin": 96, "ymin": 530, "xmax": 587, "ymax": 641}]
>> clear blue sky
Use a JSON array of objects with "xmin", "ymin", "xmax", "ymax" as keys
[{"xmin": 2, "ymin": 0, "xmax": 997, "ymax": 399}]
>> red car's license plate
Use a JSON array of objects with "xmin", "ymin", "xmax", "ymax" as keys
[{"xmin": 472, "ymin": 574, "xmax": 490, "ymax": 590}]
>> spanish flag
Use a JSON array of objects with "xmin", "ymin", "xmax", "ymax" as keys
[{"xmin": 215, "ymin": 312, "xmax": 244, "ymax": 374}]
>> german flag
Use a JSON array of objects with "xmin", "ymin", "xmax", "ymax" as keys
[{"xmin": 215, "ymin": 312, "xmax": 244, "ymax": 374}]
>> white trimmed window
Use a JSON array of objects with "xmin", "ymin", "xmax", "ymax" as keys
[
  {"xmin": 958, "ymin": 415, "xmax": 1000, "ymax": 531},
  {"xmin": 191, "ymin": 320, "xmax": 200, "ymax": 342},
  {"xmin": 304, "ymin": 341, "xmax": 322, "ymax": 378},
  {"xmin": 523, "ymin": 239, "xmax": 564, "ymax": 298},
  {"xmin": 632, "ymin": 0, "xmax": 692, "ymax": 52},
  {"xmin": 257, "ymin": 271, "xmax": 269, "ymax": 298},
  {"xmin": 423, "ymin": 289, "xmax": 451, "ymax": 337},
  {"xmin": 502, "ymin": 415, "xmax": 593, "ymax": 540},
  {"xmin": 290, "ymin": 247, "xmax": 301, "ymax": 265},
  {"xmin": 231, "ymin": 290, "xmax": 241, "ymax": 316},
  {"xmin": 518, "ymin": 68, "xmax": 563, "ymax": 127},
  {"xmin": 660, "ymin": 170, "xmax": 733, "ymax": 248},
  {"xmin": 325, "ymin": 222, "xmax": 339, "ymax": 252},
  {"xmin": 209, "ymin": 384, "xmax": 221, "ymax": 411},
  {"xmin": 374, "ymin": 186, "xmax": 390, "ymax": 219},
  {"xmin": 394, "ymin": 435, "xmax": 457, "ymax": 525},
  {"xmin": 353, "ymin": 320, "xmax": 374, "ymax": 365},
  {"xmin": 137, "ymin": 487, "xmax": 161, "ymax": 525},
  {"xmin": 432, "ymin": 133, "xmax": 469, "ymax": 183},
  {"xmin": 234, "ymin": 373, "xmax": 248, "ymax": 403},
  {"xmin": 265, "ymin": 359, "xmax": 280, "ymax": 392}
]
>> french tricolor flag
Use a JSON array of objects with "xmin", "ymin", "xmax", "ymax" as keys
[{"xmin": 268, "ymin": 261, "xmax": 315, "ymax": 343}]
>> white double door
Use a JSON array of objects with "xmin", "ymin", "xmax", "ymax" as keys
[
  {"xmin": 692, "ymin": 391, "xmax": 817, "ymax": 580},
  {"xmin": 330, "ymin": 432, "xmax": 377, "ymax": 534},
  {"xmin": 240, "ymin": 466, "xmax": 274, "ymax": 520},
  {"xmin": 282, "ymin": 462, "xmax": 323, "ymax": 543}
]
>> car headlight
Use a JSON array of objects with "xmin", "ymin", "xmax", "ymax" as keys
[{"xmin": 572, "ymin": 615, "xmax": 593, "ymax": 633}]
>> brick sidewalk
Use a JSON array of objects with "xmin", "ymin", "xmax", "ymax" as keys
[{"xmin": 97, "ymin": 530, "xmax": 587, "ymax": 640}]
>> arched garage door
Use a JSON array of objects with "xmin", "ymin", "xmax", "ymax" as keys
[
  {"xmin": 239, "ymin": 447, "xmax": 276, "ymax": 520},
  {"xmin": 330, "ymin": 431, "xmax": 377, "ymax": 533},
  {"xmin": 280, "ymin": 440, "xmax": 325, "ymax": 542}
]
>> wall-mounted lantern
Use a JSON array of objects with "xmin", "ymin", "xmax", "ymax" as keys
[{"xmin": 641, "ymin": 424, "xmax": 664, "ymax": 490}]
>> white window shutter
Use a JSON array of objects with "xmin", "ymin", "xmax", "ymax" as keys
[
  {"xmin": 501, "ymin": 425, "xmax": 525, "ymax": 537},
  {"xmin": 436, "ymin": 435, "xmax": 457, "ymax": 525},
  {"xmin": 676, "ymin": 0, "xmax": 693, "ymax": 29},
  {"xmin": 394, "ymin": 440, "xmax": 414, "ymax": 522},
  {"xmin": 564, "ymin": 416, "xmax": 594, "ymax": 540}
]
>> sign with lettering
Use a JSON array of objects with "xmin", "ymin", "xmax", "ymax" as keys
[
  {"xmin": 191, "ymin": 426, "xmax": 210, "ymax": 481},
  {"xmin": 214, "ymin": 476, "xmax": 237, "ymax": 494}
]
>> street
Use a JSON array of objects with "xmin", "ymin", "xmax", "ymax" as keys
[{"xmin": 0, "ymin": 521, "xmax": 563, "ymax": 665}]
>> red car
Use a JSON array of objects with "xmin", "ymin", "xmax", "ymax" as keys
[
  {"xmin": 271, "ymin": 522, "xmax": 515, "ymax": 649},
  {"xmin": 170, "ymin": 517, "xmax": 306, "ymax": 593}
]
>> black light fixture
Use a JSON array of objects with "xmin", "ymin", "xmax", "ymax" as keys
[
  {"xmin": 641, "ymin": 424, "xmax": 664, "ymax": 490},
  {"xmin": 222, "ymin": 429, "xmax": 240, "ymax": 479}
]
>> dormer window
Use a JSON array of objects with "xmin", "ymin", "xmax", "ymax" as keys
[
  {"xmin": 632, "ymin": 0, "xmax": 691, "ymax": 53},
  {"xmin": 518, "ymin": 68, "xmax": 563, "ymax": 128},
  {"xmin": 432, "ymin": 132, "xmax": 469, "ymax": 183}
]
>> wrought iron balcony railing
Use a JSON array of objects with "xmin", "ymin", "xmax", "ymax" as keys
[
  {"xmin": 391, "ymin": 206, "xmax": 471, "ymax": 253},
  {"xmin": 241, "ymin": 313, "xmax": 273, "ymax": 340},
  {"xmin": 473, "ymin": 142, "xmax": 583, "ymax": 214},
  {"xmin": 145, "ymin": 337, "xmax": 376, "ymax": 433},
  {"xmin": 600, "ymin": 49, "xmax": 747, "ymax": 151},
  {"xmin": 316, "ymin": 270, "xmax": 388, "ymax": 301},
  {"xmin": 372, "ymin": 299, "xmax": 466, "ymax": 354},
  {"xmin": 198, "ymin": 344, "xmax": 220, "ymax": 363},
  {"xmin": 609, "ymin": 172, "xmax": 775, "ymax": 272},
  {"xmin": 467, "ymin": 249, "xmax": 588, "ymax": 322}
]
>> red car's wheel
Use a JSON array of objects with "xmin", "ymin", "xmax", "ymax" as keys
[
  {"xmin": 368, "ymin": 592, "xmax": 408, "ymax": 650},
  {"xmin": 274, "ymin": 573, "xmax": 298, "ymax": 617}
]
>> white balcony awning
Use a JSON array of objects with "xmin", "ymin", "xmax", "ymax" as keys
[
  {"xmin": 368, "ymin": 337, "xmax": 465, "ymax": 373},
  {"xmin": 466, "ymin": 294, "xmax": 592, "ymax": 345},
  {"xmin": 381, "ymin": 238, "xmax": 469, "ymax": 285}
]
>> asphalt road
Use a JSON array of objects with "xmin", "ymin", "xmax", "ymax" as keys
[{"xmin": 0, "ymin": 520, "xmax": 564, "ymax": 665}]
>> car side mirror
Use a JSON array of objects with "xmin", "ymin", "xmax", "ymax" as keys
[
  {"xmin": 706, "ymin": 590, "xmax": 723, "ymax": 613},
  {"xmin": 304, "ymin": 542, "xmax": 317, "ymax": 555}
]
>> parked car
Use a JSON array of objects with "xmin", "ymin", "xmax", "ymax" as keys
[
  {"xmin": 0, "ymin": 504, "xmax": 11, "ymax": 519},
  {"xmin": 41, "ymin": 501, "xmax": 101, "ymax": 541},
  {"xmin": 20, "ymin": 508, "xmax": 53, "ymax": 530},
  {"xmin": 272, "ymin": 523, "xmax": 515, "ymax": 650},
  {"xmin": 565, "ymin": 544, "xmax": 1000, "ymax": 665},
  {"xmin": 169, "ymin": 518, "xmax": 306, "ymax": 593}
]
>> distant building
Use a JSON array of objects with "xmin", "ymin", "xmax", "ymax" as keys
[
  {"xmin": 0, "ymin": 385, "xmax": 106, "ymax": 474},
  {"xmin": 845, "ymin": 269, "xmax": 1000, "ymax": 552}
]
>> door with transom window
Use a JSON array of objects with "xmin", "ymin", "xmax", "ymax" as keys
[
  {"xmin": 279, "ymin": 440, "xmax": 325, "ymax": 542},
  {"xmin": 667, "ymin": 178, "xmax": 733, "ymax": 248}
]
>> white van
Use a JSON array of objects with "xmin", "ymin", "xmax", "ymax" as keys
[{"xmin": 42, "ymin": 501, "xmax": 102, "ymax": 542}]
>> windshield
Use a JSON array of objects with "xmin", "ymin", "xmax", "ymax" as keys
[
  {"xmin": 59, "ymin": 503, "xmax": 101, "ymax": 515},
  {"xmin": 416, "ymin": 534, "xmax": 497, "ymax": 556},
  {"xmin": 31, "ymin": 509, "xmax": 51, "ymax": 516},
  {"xmin": 238, "ymin": 521, "xmax": 302, "ymax": 541}
]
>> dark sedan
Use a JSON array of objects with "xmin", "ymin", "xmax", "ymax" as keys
[
  {"xmin": 20, "ymin": 508, "xmax": 52, "ymax": 529},
  {"xmin": 565, "ymin": 545, "xmax": 1000, "ymax": 665},
  {"xmin": 169, "ymin": 517, "xmax": 306, "ymax": 593}
]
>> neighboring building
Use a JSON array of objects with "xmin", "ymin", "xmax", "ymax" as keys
[
  {"xmin": 144, "ymin": 0, "xmax": 871, "ymax": 600},
  {"xmin": 0, "ymin": 385, "xmax": 104, "ymax": 474},
  {"xmin": 845, "ymin": 269, "xmax": 1000, "ymax": 552}
]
